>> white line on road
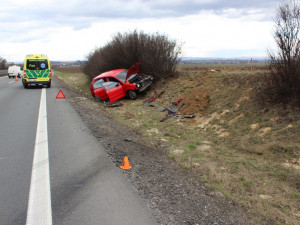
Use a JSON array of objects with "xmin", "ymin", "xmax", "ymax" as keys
[{"xmin": 26, "ymin": 88, "xmax": 52, "ymax": 225}]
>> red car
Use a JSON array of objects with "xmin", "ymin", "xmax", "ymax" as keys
[{"xmin": 90, "ymin": 62, "xmax": 153, "ymax": 103}]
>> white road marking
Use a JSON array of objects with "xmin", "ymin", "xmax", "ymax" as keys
[
  {"xmin": 9, "ymin": 81, "xmax": 14, "ymax": 83},
  {"xmin": 26, "ymin": 88, "xmax": 52, "ymax": 225}
]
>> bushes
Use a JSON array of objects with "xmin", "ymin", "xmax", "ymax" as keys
[
  {"xmin": 83, "ymin": 30, "xmax": 182, "ymax": 82},
  {"xmin": 259, "ymin": 0, "xmax": 300, "ymax": 106},
  {"xmin": 0, "ymin": 57, "xmax": 7, "ymax": 69}
]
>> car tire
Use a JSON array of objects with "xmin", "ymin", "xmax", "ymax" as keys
[
  {"xmin": 127, "ymin": 90, "xmax": 137, "ymax": 100},
  {"xmin": 46, "ymin": 82, "xmax": 51, "ymax": 88},
  {"xmin": 24, "ymin": 83, "xmax": 28, "ymax": 89}
]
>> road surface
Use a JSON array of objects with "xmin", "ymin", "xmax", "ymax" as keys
[{"xmin": 0, "ymin": 76, "xmax": 158, "ymax": 225}]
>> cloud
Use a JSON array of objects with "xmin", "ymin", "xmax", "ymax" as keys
[
  {"xmin": 0, "ymin": 0, "xmax": 281, "ymax": 45},
  {"xmin": 1, "ymin": 0, "xmax": 281, "ymax": 25},
  {"xmin": 0, "ymin": 0, "xmax": 281, "ymax": 61}
]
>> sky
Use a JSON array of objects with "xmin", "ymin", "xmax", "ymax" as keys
[{"xmin": 0, "ymin": 0, "xmax": 284, "ymax": 62}]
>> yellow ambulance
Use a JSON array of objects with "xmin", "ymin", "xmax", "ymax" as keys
[{"xmin": 22, "ymin": 54, "xmax": 52, "ymax": 88}]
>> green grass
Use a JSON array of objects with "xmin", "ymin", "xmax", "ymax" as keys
[
  {"xmin": 290, "ymin": 191, "xmax": 300, "ymax": 198},
  {"xmin": 54, "ymin": 70, "xmax": 90, "ymax": 96}
]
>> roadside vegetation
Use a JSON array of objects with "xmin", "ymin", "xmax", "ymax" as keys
[
  {"xmin": 0, "ymin": 56, "xmax": 7, "ymax": 69},
  {"xmin": 54, "ymin": 67, "xmax": 90, "ymax": 96},
  {"xmin": 260, "ymin": 0, "xmax": 300, "ymax": 106},
  {"xmin": 83, "ymin": 30, "xmax": 182, "ymax": 82},
  {"xmin": 54, "ymin": 64, "xmax": 300, "ymax": 225}
]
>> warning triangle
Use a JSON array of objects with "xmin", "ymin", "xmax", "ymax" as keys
[{"xmin": 56, "ymin": 90, "xmax": 65, "ymax": 99}]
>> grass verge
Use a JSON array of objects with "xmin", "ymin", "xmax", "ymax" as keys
[{"xmin": 54, "ymin": 65, "xmax": 300, "ymax": 225}]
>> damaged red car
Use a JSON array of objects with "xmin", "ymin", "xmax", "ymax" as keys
[{"xmin": 90, "ymin": 62, "xmax": 153, "ymax": 103}]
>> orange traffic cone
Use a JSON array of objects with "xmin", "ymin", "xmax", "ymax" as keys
[
  {"xmin": 15, "ymin": 76, "xmax": 18, "ymax": 81},
  {"xmin": 120, "ymin": 156, "xmax": 132, "ymax": 170}
]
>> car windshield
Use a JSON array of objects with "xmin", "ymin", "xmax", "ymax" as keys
[
  {"xmin": 115, "ymin": 70, "xmax": 128, "ymax": 82},
  {"xmin": 93, "ymin": 79, "xmax": 105, "ymax": 90},
  {"xmin": 27, "ymin": 59, "xmax": 48, "ymax": 70}
]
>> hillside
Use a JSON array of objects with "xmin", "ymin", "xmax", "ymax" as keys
[{"xmin": 55, "ymin": 65, "xmax": 300, "ymax": 224}]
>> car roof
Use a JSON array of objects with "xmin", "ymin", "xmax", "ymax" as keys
[{"xmin": 93, "ymin": 69, "xmax": 125, "ymax": 80}]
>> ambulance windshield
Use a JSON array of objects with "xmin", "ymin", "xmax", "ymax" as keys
[{"xmin": 27, "ymin": 59, "xmax": 48, "ymax": 70}]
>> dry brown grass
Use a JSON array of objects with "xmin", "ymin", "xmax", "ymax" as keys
[{"xmin": 56, "ymin": 65, "xmax": 300, "ymax": 225}]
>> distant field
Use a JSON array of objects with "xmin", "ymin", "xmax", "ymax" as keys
[
  {"xmin": 178, "ymin": 63, "xmax": 267, "ymax": 70},
  {"xmin": 54, "ymin": 66, "xmax": 82, "ymax": 74}
]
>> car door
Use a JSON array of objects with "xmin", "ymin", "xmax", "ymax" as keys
[
  {"xmin": 103, "ymin": 81, "xmax": 126, "ymax": 103},
  {"xmin": 93, "ymin": 78, "xmax": 108, "ymax": 100}
]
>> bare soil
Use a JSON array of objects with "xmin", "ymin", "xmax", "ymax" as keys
[
  {"xmin": 54, "ymin": 76, "xmax": 273, "ymax": 225},
  {"xmin": 180, "ymin": 85, "xmax": 210, "ymax": 115}
]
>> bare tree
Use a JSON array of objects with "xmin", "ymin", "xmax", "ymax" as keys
[
  {"xmin": 0, "ymin": 57, "xmax": 7, "ymax": 69},
  {"xmin": 83, "ymin": 30, "xmax": 182, "ymax": 82},
  {"xmin": 267, "ymin": 0, "xmax": 300, "ymax": 104}
]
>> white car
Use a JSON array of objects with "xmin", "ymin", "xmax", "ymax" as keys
[{"xmin": 8, "ymin": 65, "xmax": 23, "ymax": 78}]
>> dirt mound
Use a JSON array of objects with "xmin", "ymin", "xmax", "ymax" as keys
[{"xmin": 180, "ymin": 86, "xmax": 210, "ymax": 114}]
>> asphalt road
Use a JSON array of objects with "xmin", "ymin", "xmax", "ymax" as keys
[{"xmin": 0, "ymin": 76, "xmax": 158, "ymax": 225}]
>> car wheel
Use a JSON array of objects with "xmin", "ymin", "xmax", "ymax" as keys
[
  {"xmin": 24, "ymin": 83, "xmax": 28, "ymax": 89},
  {"xmin": 46, "ymin": 82, "xmax": 51, "ymax": 88},
  {"xmin": 127, "ymin": 90, "xmax": 137, "ymax": 100}
]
